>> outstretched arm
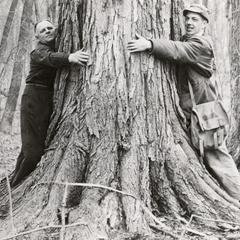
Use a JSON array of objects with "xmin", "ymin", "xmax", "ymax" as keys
[
  {"xmin": 150, "ymin": 38, "xmax": 203, "ymax": 63},
  {"xmin": 32, "ymin": 47, "xmax": 89, "ymax": 67},
  {"xmin": 127, "ymin": 33, "xmax": 212, "ymax": 66}
]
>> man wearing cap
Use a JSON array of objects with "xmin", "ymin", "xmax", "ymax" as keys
[
  {"xmin": 11, "ymin": 20, "xmax": 89, "ymax": 187},
  {"xmin": 127, "ymin": 4, "xmax": 240, "ymax": 201}
]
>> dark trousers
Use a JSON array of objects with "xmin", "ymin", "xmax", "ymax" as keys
[{"xmin": 11, "ymin": 85, "xmax": 53, "ymax": 187}]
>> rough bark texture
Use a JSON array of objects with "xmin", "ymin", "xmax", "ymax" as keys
[
  {"xmin": 206, "ymin": 0, "xmax": 231, "ymax": 108},
  {"xmin": 0, "ymin": 0, "xmax": 24, "ymax": 133},
  {"xmin": 0, "ymin": 0, "xmax": 19, "ymax": 60},
  {"xmin": 0, "ymin": 0, "xmax": 33, "ymax": 133},
  {"xmin": 228, "ymin": 0, "xmax": 240, "ymax": 167},
  {"xmin": 1, "ymin": 0, "xmax": 240, "ymax": 239}
]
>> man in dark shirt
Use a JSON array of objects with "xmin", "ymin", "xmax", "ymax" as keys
[
  {"xmin": 11, "ymin": 20, "xmax": 89, "ymax": 187},
  {"xmin": 127, "ymin": 5, "xmax": 240, "ymax": 201}
]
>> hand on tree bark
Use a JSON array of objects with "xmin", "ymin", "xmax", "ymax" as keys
[
  {"xmin": 68, "ymin": 49, "xmax": 89, "ymax": 65},
  {"xmin": 127, "ymin": 33, "xmax": 152, "ymax": 53}
]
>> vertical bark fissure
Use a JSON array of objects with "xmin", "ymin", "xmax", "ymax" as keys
[
  {"xmin": 229, "ymin": 0, "xmax": 240, "ymax": 167},
  {"xmin": 33, "ymin": 0, "xmax": 40, "ymax": 21},
  {"xmin": 46, "ymin": 0, "xmax": 82, "ymax": 146},
  {"xmin": 0, "ymin": 0, "xmax": 19, "ymax": 63},
  {"xmin": 0, "ymin": 0, "xmax": 33, "ymax": 133}
]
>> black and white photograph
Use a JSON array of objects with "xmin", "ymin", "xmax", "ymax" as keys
[{"xmin": 0, "ymin": 0, "xmax": 240, "ymax": 239}]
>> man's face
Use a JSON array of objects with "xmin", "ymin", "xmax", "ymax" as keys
[
  {"xmin": 35, "ymin": 21, "xmax": 56, "ymax": 44},
  {"xmin": 184, "ymin": 12, "xmax": 207, "ymax": 36}
]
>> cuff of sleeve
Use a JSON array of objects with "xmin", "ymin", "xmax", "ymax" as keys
[{"xmin": 147, "ymin": 39, "xmax": 154, "ymax": 54}]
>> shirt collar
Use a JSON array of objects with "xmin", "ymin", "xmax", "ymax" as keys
[{"xmin": 181, "ymin": 29, "xmax": 206, "ymax": 41}]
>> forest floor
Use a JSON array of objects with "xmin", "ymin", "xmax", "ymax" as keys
[
  {"xmin": 0, "ymin": 131, "xmax": 20, "ymax": 180},
  {"xmin": 0, "ymin": 132, "xmax": 240, "ymax": 240},
  {"xmin": 0, "ymin": 111, "xmax": 21, "ymax": 180}
]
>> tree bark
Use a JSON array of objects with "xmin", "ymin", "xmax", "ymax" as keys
[
  {"xmin": 0, "ymin": 0, "xmax": 23, "ymax": 126},
  {"xmin": 228, "ymin": 0, "xmax": 240, "ymax": 167},
  {"xmin": 33, "ymin": 0, "xmax": 60, "ymax": 24},
  {"xmin": 1, "ymin": 0, "xmax": 240, "ymax": 239},
  {"xmin": 0, "ymin": 0, "xmax": 33, "ymax": 133},
  {"xmin": 0, "ymin": 0, "xmax": 19, "ymax": 62}
]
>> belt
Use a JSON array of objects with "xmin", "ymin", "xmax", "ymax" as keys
[{"xmin": 26, "ymin": 83, "xmax": 50, "ymax": 89}]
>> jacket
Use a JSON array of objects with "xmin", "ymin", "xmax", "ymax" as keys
[
  {"xmin": 26, "ymin": 41, "xmax": 70, "ymax": 89},
  {"xmin": 150, "ymin": 35, "xmax": 216, "ymax": 119}
]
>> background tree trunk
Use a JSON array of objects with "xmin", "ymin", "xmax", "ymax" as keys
[
  {"xmin": 0, "ymin": 0, "xmax": 240, "ymax": 239},
  {"xmin": 228, "ymin": 0, "xmax": 240, "ymax": 168},
  {"xmin": 0, "ymin": 0, "xmax": 33, "ymax": 133},
  {"xmin": 0, "ymin": 0, "xmax": 25, "ymax": 134},
  {"xmin": 0, "ymin": 0, "xmax": 19, "ymax": 62}
]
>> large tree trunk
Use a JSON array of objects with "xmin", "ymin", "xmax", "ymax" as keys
[{"xmin": 1, "ymin": 0, "xmax": 240, "ymax": 239}]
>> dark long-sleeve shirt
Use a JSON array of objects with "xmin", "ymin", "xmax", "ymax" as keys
[
  {"xmin": 25, "ymin": 41, "xmax": 70, "ymax": 89},
  {"xmin": 150, "ymin": 35, "xmax": 216, "ymax": 118}
]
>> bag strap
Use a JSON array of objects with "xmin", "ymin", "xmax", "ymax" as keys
[
  {"xmin": 188, "ymin": 79, "xmax": 221, "ymax": 107},
  {"xmin": 213, "ymin": 77, "xmax": 222, "ymax": 101},
  {"xmin": 187, "ymin": 36, "xmax": 221, "ymax": 103},
  {"xmin": 204, "ymin": 36, "xmax": 222, "ymax": 101},
  {"xmin": 188, "ymin": 81, "xmax": 196, "ymax": 108}
]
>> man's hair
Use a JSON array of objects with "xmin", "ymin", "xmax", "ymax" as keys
[{"xmin": 34, "ymin": 19, "xmax": 53, "ymax": 33}]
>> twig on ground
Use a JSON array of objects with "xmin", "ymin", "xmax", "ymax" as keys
[
  {"xmin": 179, "ymin": 214, "xmax": 195, "ymax": 240},
  {"xmin": 191, "ymin": 214, "xmax": 240, "ymax": 226},
  {"xmin": 4, "ymin": 181, "xmax": 176, "ymax": 239},
  {"xmin": 1, "ymin": 222, "xmax": 87, "ymax": 240},
  {"xmin": 60, "ymin": 182, "xmax": 68, "ymax": 240},
  {"xmin": 10, "ymin": 181, "xmax": 238, "ymax": 240},
  {"xmin": 33, "ymin": 181, "xmax": 176, "ymax": 237},
  {"xmin": 5, "ymin": 173, "xmax": 16, "ymax": 239},
  {"xmin": 179, "ymin": 214, "xmax": 240, "ymax": 239},
  {"xmin": 149, "ymin": 222, "xmax": 179, "ymax": 239}
]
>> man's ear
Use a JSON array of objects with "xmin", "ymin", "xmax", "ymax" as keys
[{"xmin": 202, "ymin": 19, "xmax": 208, "ymax": 32}]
